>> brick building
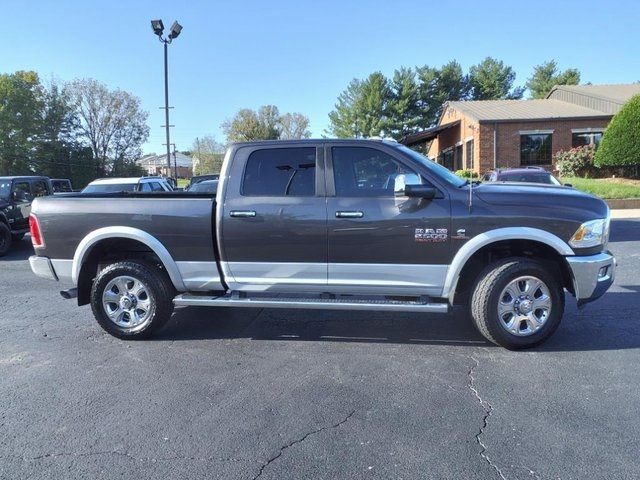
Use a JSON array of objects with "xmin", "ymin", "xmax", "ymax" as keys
[{"xmin": 401, "ymin": 84, "xmax": 640, "ymax": 173}]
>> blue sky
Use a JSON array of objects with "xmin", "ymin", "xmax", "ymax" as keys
[{"xmin": 2, "ymin": 0, "xmax": 639, "ymax": 154}]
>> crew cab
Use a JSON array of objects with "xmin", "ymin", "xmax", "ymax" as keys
[
  {"xmin": 28, "ymin": 140, "xmax": 615, "ymax": 349},
  {"xmin": 0, "ymin": 176, "xmax": 53, "ymax": 256}
]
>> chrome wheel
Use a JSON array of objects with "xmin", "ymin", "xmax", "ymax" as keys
[
  {"xmin": 102, "ymin": 275, "xmax": 153, "ymax": 331},
  {"xmin": 497, "ymin": 276, "xmax": 552, "ymax": 336}
]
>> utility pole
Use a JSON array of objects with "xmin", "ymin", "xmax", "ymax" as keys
[{"xmin": 151, "ymin": 19, "xmax": 183, "ymax": 183}]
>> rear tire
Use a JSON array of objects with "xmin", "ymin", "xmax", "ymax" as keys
[
  {"xmin": 470, "ymin": 258, "xmax": 564, "ymax": 349},
  {"xmin": 0, "ymin": 223, "xmax": 11, "ymax": 257},
  {"xmin": 90, "ymin": 260, "xmax": 175, "ymax": 339}
]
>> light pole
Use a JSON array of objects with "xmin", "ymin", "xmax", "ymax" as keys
[{"xmin": 151, "ymin": 19, "xmax": 182, "ymax": 181}]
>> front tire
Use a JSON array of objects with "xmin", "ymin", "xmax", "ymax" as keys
[
  {"xmin": 0, "ymin": 223, "xmax": 11, "ymax": 257},
  {"xmin": 90, "ymin": 260, "xmax": 175, "ymax": 339},
  {"xmin": 470, "ymin": 258, "xmax": 564, "ymax": 349}
]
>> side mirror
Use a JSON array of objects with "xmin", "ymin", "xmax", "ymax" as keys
[
  {"xmin": 405, "ymin": 185, "xmax": 437, "ymax": 199},
  {"xmin": 394, "ymin": 173, "xmax": 422, "ymax": 196}
]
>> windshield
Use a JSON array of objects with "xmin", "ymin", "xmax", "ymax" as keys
[
  {"xmin": 190, "ymin": 181, "xmax": 218, "ymax": 193},
  {"xmin": 395, "ymin": 145, "xmax": 467, "ymax": 188},
  {"xmin": 501, "ymin": 172, "xmax": 562, "ymax": 185},
  {"xmin": 0, "ymin": 181, "xmax": 10, "ymax": 200},
  {"xmin": 82, "ymin": 183, "xmax": 136, "ymax": 193}
]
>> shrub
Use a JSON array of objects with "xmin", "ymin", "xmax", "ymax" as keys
[
  {"xmin": 555, "ymin": 145, "xmax": 595, "ymax": 178},
  {"xmin": 595, "ymin": 94, "xmax": 640, "ymax": 174},
  {"xmin": 455, "ymin": 169, "xmax": 480, "ymax": 179}
]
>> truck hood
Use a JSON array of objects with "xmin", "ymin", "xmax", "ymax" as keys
[{"xmin": 474, "ymin": 182, "xmax": 609, "ymax": 219}]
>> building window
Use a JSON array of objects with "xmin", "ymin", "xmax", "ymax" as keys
[
  {"xmin": 520, "ymin": 133, "xmax": 552, "ymax": 166},
  {"xmin": 441, "ymin": 148, "xmax": 454, "ymax": 170},
  {"xmin": 465, "ymin": 140, "xmax": 474, "ymax": 170},
  {"xmin": 572, "ymin": 131, "xmax": 603, "ymax": 148}
]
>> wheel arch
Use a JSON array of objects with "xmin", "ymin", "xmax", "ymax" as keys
[
  {"xmin": 73, "ymin": 227, "xmax": 185, "ymax": 305},
  {"xmin": 443, "ymin": 227, "xmax": 574, "ymax": 304}
]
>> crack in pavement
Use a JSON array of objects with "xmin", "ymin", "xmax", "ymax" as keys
[
  {"xmin": 3, "ymin": 451, "xmax": 259, "ymax": 465},
  {"xmin": 252, "ymin": 409, "xmax": 356, "ymax": 480},
  {"xmin": 468, "ymin": 356, "xmax": 507, "ymax": 480}
]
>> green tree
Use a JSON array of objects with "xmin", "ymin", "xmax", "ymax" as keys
[
  {"xmin": 193, "ymin": 135, "xmax": 226, "ymax": 175},
  {"xmin": 327, "ymin": 72, "xmax": 392, "ymax": 138},
  {"xmin": 327, "ymin": 79, "xmax": 364, "ymax": 138},
  {"xmin": 526, "ymin": 60, "xmax": 581, "ymax": 99},
  {"xmin": 222, "ymin": 105, "xmax": 281, "ymax": 142},
  {"xmin": 595, "ymin": 94, "xmax": 640, "ymax": 175},
  {"xmin": 468, "ymin": 57, "xmax": 524, "ymax": 100},
  {"xmin": 33, "ymin": 79, "xmax": 79, "ymax": 180},
  {"xmin": 0, "ymin": 70, "xmax": 43, "ymax": 175},
  {"xmin": 387, "ymin": 67, "xmax": 421, "ymax": 138},
  {"xmin": 416, "ymin": 60, "xmax": 469, "ymax": 127}
]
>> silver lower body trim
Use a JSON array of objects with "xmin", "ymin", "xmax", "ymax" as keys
[
  {"xmin": 176, "ymin": 261, "xmax": 224, "ymax": 291},
  {"xmin": 174, "ymin": 293, "xmax": 449, "ymax": 313},
  {"xmin": 50, "ymin": 259, "xmax": 73, "ymax": 282},
  {"xmin": 566, "ymin": 251, "xmax": 615, "ymax": 306},
  {"xmin": 222, "ymin": 261, "xmax": 446, "ymax": 296},
  {"xmin": 29, "ymin": 256, "xmax": 58, "ymax": 281}
]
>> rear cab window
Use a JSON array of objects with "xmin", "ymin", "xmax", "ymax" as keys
[{"xmin": 242, "ymin": 147, "xmax": 316, "ymax": 196}]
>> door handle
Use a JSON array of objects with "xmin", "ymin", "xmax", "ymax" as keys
[
  {"xmin": 230, "ymin": 210, "xmax": 256, "ymax": 218},
  {"xmin": 335, "ymin": 211, "xmax": 364, "ymax": 218}
]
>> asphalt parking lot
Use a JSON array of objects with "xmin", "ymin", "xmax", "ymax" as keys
[{"xmin": 1, "ymin": 219, "xmax": 639, "ymax": 480}]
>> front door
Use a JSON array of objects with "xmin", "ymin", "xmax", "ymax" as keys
[
  {"xmin": 220, "ymin": 144, "xmax": 327, "ymax": 292},
  {"xmin": 11, "ymin": 180, "xmax": 33, "ymax": 231},
  {"xmin": 326, "ymin": 144, "xmax": 451, "ymax": 296}
]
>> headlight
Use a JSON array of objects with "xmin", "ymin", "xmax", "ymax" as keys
[{"xmin": 569, "ymin": 218, "xmax": 610, "ymax": 248}]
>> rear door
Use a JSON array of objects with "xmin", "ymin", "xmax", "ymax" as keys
[
  {"xmin": 326, "ymin": 143, "xmax": 451, "ymax": 296},
  {"xmin": 219, "ymin": 144, "xmax": 327, "ymax": 291}
]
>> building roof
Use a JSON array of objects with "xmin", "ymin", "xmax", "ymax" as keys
[
  {"xmin": 400, "ymin": 121, "xmax": 460, "ymax": 146},
  {"xmin": 547, "ymin": 83, "xmax": 640, "ymax": 104},
  {"xmin": 137, "ymin": 152, "xmax": 193, "ymax": 168},
  {"xmin": 447, "ymin": 99, "xmax": 610, "ymax": 122}
]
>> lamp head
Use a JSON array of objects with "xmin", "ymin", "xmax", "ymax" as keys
[{"xmin": 151, "ymin": 19, "xmax": 164, "ymax": 36}]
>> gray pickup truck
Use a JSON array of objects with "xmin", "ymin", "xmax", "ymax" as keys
[{"xmin": 28, "ymin": 139, "xmax": 615, "ymax": 349}]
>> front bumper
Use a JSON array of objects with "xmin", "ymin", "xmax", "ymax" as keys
[
  {"xmin": 565, "ymin": 251, "xmax": 615, "ymax": 307},
  {"xmin": 29, "ymin": 255, "xmax": 58, "ymax": 281}
]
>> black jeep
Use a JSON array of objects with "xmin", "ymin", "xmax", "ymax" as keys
[{"xmin": 0, "ymin": 176, "xmax": 53, "ymax": 256}]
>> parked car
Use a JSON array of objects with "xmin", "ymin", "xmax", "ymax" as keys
[
  {"xmin": 50, "ymin": 178, "xmax": 74, "ymax": 193},
  {"xmin": 0, "ymin": 176, "xmax": 53, "ymax": 256},
  {"xmin": 28, "ymin": 139, "xmax": 614, "ymax": 349},
  {"xmin": 482, "ymin": 167, "xmax": 563, "ymax": 185},
  {"xmin": 81, "ymin": 176, "xmax": 174, "ymax": 193},
  {"xmin": 187, "ymin": 179, "xmax": 218, "ymax": 194},
  {"xmin": 187, "ymin": 174, "xmax": 219, "ymax": 190}
]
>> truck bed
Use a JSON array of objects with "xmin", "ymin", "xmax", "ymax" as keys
[{"xmin": 32, "ymin": 193, "xmax": 217, "ymax": 263}]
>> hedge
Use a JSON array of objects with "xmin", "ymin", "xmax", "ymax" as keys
[{"xmin": 595, "ymin": 93, "xmax": 640, "ymax": 168}]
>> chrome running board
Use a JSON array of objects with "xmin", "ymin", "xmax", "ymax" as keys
[{"xmin": 173, "ymin": 292, "xmax": 449, "ymax": 313}]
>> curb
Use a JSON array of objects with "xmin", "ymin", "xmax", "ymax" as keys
[{"xmin": 605, "ymin": 198, "xmax": 640, "ymax": 210}]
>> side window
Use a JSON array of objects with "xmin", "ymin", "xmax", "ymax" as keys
[
  {"xmin": 150, "ymin": 182, "xmax": 164, "ymax": 192},
  {"xmin": 242, "ymin": 147, "xmax": 316, "ymax": 196},
  {"xmin": 32, "ymin": 180, "xmax": 49, "ymax": 197},
  {"xmin": 13, "ymin": 182, "xmax": 32, "ymax": 202},
  {"xmin": 139, "ymin": 182, "xmax": 152, "ymax": 192},
  {"xmin": 332, "ymin": 147, "xmax": 422, "ymax": 197}
]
